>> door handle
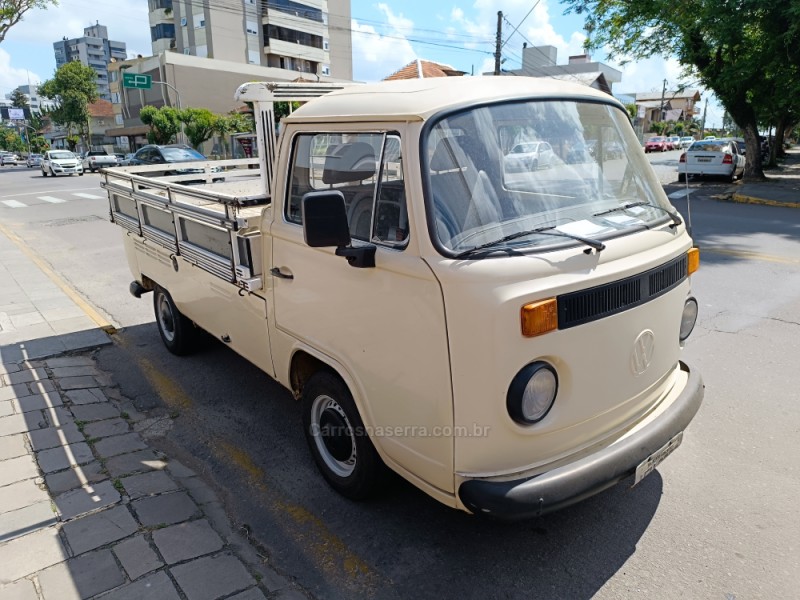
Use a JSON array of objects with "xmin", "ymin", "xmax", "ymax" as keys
[{"xmin": 270, "ymin": 267, "xmax": 294, "ymax": 280}]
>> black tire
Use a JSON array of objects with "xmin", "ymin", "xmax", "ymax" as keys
[
  {"xmin": 79, "ymin": 171, "xmax": 84, "ymax": 176},
  {"xmin": 42, "ymin": 169, "xmax": 48, "ymax": 177},
  {"xmin": 531, "ymin": 159, "xmax": 539, "ymax": 171},
  {"xmin": 302, "ymin": 371, "xmax": 385, "ymax": 500},
  {"xmin": 678, "ymin": 173, "xmax": 686, "ymax": 183},
  {"xmin": 153, "ymin": 285, "xmax": 197, "ymax": 355}
]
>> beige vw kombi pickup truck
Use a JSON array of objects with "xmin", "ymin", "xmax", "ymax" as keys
[{"xmin": 103, "ymin": 78, "xmax": 704, "ymax": 519}]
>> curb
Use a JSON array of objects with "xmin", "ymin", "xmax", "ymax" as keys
[{"xmin": 730, "ymin": 193, "xmax": 800, "ymax": 209}]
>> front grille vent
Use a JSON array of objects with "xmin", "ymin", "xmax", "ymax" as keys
[{"xmin": 558, "ymin": 255, "xmax": 688, "ymax": 329}]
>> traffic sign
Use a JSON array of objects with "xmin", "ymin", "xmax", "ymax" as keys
[{"xmin": 122, "ymin": 72, "xmax": 152, "ymax": 90}]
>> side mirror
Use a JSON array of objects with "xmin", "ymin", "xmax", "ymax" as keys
[
  {"xmin": 301, "ymin": 191, "xmax": 376, "ymax": 268},
  {"xmin": 302, "ymin": 191, "xmax": 351, "ymax": 247}
]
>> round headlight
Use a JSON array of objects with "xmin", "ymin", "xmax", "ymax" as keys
[
  {"xmin": 680, "ymin": 297, "xmax": 698, "ymax": 341},
  {"xmin": 507, "ymin": 362, "xmax": 558, "ymax": 425}
]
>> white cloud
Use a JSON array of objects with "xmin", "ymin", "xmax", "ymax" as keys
[
  {"xmin": 0, "ymin": 48, "xmax": 42, "ymax": 96},
  {"xmin": 351, "ymin": 4, "xmax": 418, "ymax": 82}
]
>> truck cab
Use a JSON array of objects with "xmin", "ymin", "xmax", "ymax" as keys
[{"xmin": 104, "ymin": 77, "xmax": 703, "ymax": 519}]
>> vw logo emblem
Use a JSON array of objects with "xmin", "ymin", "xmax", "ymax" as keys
[{"xmin": 631, "ymin": 330, "xmax": 655, "ymax": 375}]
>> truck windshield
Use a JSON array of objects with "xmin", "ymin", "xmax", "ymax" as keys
[{"xmin": 424, "ymin": 100, "xmax": 673, "ymax": 256}]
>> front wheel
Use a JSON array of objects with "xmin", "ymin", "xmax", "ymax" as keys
[
  {"xmin": 153, "ymin": 285, "xmax": 197, "ymax": 355},
  {"xmin": 302, "ymin": 372, "xmax": 385, "ymax": 500},
  {"xmin": 678, "ymin": 173, "xmax": 686, "ymax": 183},
  {"xmin": 42, "ymin": 169, "xmax": 48, "ymax": 177}
]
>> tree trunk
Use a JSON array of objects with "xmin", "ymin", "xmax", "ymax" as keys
[
  {"xmin": 774, "ymin": 116, "xmax": 787, "ymax": 158},
  {"xmin": 742, "ymin": 121, "xmax": 765, "ymax": 181}
]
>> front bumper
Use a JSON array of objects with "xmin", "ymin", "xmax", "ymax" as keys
[{"xmin": 458, "ymin": 360, "xmax": 704, "ymax": 520}]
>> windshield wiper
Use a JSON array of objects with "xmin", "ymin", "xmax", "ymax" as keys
[
  {"xmin": 454, "ymin": 226, "xmax": 605, "ymax": 259},
  {"xmin": 594, "ymin": 201, "xmax": 682, "ymax": 227}
]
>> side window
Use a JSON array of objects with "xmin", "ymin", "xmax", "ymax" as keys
[{"xmin": 286, "ymin": 132, "xmax": 408, "ymax": 248}]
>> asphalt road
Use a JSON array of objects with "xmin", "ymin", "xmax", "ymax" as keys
[{"xmin": 1, "ymin": 161, "xmax": 798, "ymax": 599}]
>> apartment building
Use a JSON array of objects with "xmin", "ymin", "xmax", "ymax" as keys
[
  {"xmin": 148, "ymin": 0, "xmax": 352, "ymax": 80},
  {"xmin": 5, "ymin": 85, "xmax": 57, "ymax": 114},
  {"xmin": 53, "ymin": 24, "xmax": 127, "ymax": 101}
]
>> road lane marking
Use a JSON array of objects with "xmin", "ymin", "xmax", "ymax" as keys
[
  {"xmin": 668, "ymin": 189, "xmax": 691, "ymax": 199},
  {"xmin": 0, "ymin": 221, "xmax": 117, "ymax": 334},
  {"xmin": 701, "ymin": 246, "xmax": 800, "ymax": 265},
  {"xmin": 39, "ymin": 196, "xmax": 67, "ymax": 204},
  {"xmin": 72, "ymin": 193, "xmax": 103, "ymax": 200},
  {"xmin": 0, "ymin": 187, "xmax": 101, "ymax": 199},
  {"xmin": 1, "ymin": 200, "xmax": 26, "ymax": 208}
]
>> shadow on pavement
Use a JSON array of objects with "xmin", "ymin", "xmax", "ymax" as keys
[{"xmin": 98, "ymin": 322, "xmax": 664, "ymax": 600}]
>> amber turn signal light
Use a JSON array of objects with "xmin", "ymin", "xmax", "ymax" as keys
[
  {"xmin": 687, "ymin": 247, "xmax": 700, "ymax": 275},
  {"xmin": 521, "ymin": 298, "xmax": 558, "ymax": 337}
]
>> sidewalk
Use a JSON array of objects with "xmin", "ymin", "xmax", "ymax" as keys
[
  {"xmin": 728, "ymin": 146, "xmax": 800, "ymax": 208},
  {"xmin": 0, "ymin": 229, "xmax": 305, "ymax": 598}
]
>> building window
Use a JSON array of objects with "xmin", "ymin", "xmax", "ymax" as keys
[
  {"xmin": 184, "ymin": 48, "xmax": 191, "ymax": 55},
  {"xmin": 265, "ymin": 25, "xmax": 322, "ymax": 49},
  {"xmin": 269, "ymin": 0, "xmax": 323, "ymax": 22},
  {"xmin": 151, "ymin": 23, "xmax": 175, "ymax": 42},
  {"xmin": 323, "ymin": 39, "xmax": 329, "ymax": 51},
  {"xmin": 246, "ymin": 20, "xmax": 258, "ymax": 35},
  {"xmin": 248, "ymin": 50, "xmax": 260, "ymax": 64},
  {"xmin": 194, "ymin": 15, "xmax": 205, "ymax": 29},
  {"xmin": 180, "ymin": 17, "xmax": 187, "ymax": 26},
  {"xmin": 320, "ymin": 65, "xmax": 330, "ymax": 76},
  {"xmin": 196, "ymin": 44, "xmax": 208, "ymax": 58}
]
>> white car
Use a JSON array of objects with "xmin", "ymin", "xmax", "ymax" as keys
[
  {"xmin": 41, "ymin": 150, "xmax": 84, "ymax": 177},
  {"xmin": 0, "ymin": 152, "xmax": 20, "ymax": 166},
  {"xmin": 503, "ymin": 141, "xmax": 555, "ymax": 172},
  {"xmin": 678, "ymin": 138, "xmax": 745, "ymax": 182},
  {"xmin": 679, "ymin": 136, "xmax": 694, "ymax": 149}
]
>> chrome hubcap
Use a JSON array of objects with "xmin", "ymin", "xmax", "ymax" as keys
[
  {"xmin": 156, "ymin": 294, "xmax": 176, "ymax": 342},
  {"xmin": 310, "ymin": 395, "xmax": 356, "ymax": 477}
]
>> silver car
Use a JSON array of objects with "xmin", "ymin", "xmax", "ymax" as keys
[
  {"xmin": 503, "ymin": 141, "xmax": 555, "ymax": 172},
  {"xmin": 0, "ymin": 152, "xmax": 20, "ymax": 166},
  {"xmin": 26, "ymin": 153, "xmax": 43, "ymax": 168}
]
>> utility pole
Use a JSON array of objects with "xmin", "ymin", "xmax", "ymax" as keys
[
  {"xmin": 700, "ymin": 97, "xmax": 708, "ymax": 137},
  {"xmin": 658, "ymin": 78, "xmax": 667, "ymax": 122},
  {"xmin": 494, "ymin": 11, "xmax": 503, "ymax": 76}
]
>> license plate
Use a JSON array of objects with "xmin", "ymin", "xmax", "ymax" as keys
[
  {"xmin": 633, "ymin": 432, "xmax": 683, "ymax": 486},
  {"xmin": 697, "ymin": 157, "xmax": 712, "ymax": 163}
]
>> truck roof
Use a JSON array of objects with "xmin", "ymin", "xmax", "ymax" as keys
[{"xmin": 241, "ymin": 77, "xmax": 623, "ymax": 124}]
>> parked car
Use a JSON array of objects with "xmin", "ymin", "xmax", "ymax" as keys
[
  {"xmin": 678, "ymin": 138, "xmax": 745, "ymax": 182},
  {"xmin": 667, "ymin": 136, "xmax": 681, "ymax": 150},
  {"xmin": 82, "ymin": 150, "xmax": 118, "ymax": 172},
  {"xmin": 679, "ymin": 136, "xmax": 694, "ymax": 149},
  {"xmin": 118, "ymin": 153, "xmax": 136, "ymax": 166},
  {"xmin": 503, "ymin": 141, "xmax": 554, "ymax": 172},
  {"xmin": 644, "ymin": 136, "xmax": 669, "ymax": 153},
  {"xmin": 0, "ymin": 151, "xmax": 20, "ymax": 166},
  {"xmin": 26, "ymin": 153, "xmax": 43, "ymax": 168},
  {"xmin": 127, "ymin": 144, "xmax": 224, "ymax": 182},
  {"xmin": 41, "ymin": 150, "xmax": 84, "ymax": 177},
  {"xmin": 565, "ymin": 142, "xmax": 594, "ymax": 163}
]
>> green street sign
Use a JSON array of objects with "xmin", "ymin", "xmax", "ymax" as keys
[{"xmin": 122, "ymin": 72, "xmax": 152, "ymax": 90}]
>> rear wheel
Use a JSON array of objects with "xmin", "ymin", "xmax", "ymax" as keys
[
  {"xmin": 153, "ymin": 285, "xmax": 198, "ymax": 355},
  {"xmin": 302, "ymin": 371, "xmax": 385, "ymax": 500},
  {"xmin": 678, "ymin": 173, "xmax": 686, "ymax": 183}
]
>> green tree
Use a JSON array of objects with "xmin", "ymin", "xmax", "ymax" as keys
[
  {"xmin": 212, "ymin": 111, "xmax": 255, "ymax": 158},
  {"xmin": 179, "ymin": 107, "xmax": 220, "ymax": 150},
  {"xmin": 0, "ymin": 128, "xmax": 24, "ymax": 153},
  {"xmin": 0, "ymin": 0, "xmax": 57, "ymax": 44},
  {"xmin": 140, "ymin": 105, "xmax": 181, "ymax": 145},
  {"xmin": 561, "ymin": 0, "xmax": 800, "ymax": 181},
  {"xmin": 39, "ymin": 61, "xmax": 98, "ymax": 149},
  {"xmin": 29, "ymin": 136, "xmax": 48, "ymax": 153},
  {"xmin": 624, "ymin": 103, "xmax": 638, "ymax": 120},
  {"xmin": 9, "ymin": 87, "xmax": 28, "ymax": 108},
  {"xmin": 649, "ymin": 121, "xmax": 667, "ymax": 135}
]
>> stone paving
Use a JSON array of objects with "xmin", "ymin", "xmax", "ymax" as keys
[{"xmin": 0, "ymin": 355, "xmax": 307, "ymax": 599}]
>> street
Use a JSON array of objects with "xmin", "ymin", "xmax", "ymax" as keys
[{"xmin": 1, "ymin": 158, "xmax": 798, "ymax": 599}]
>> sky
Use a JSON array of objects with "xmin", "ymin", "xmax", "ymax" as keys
[{"xmin": 0, "ymin": 0, "xmax": 724, "ymax": 126}]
